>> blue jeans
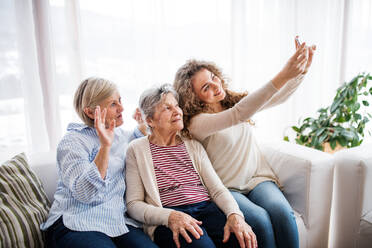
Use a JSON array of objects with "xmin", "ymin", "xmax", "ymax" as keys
[
  {"xmin": 154, "ymin": 201, "xmax": 240, "ymax": 248},
  {"xmin": 45, "ymin": 217, "xmax": 158, "ymax": 248},
  {"xmin": 231, "ymin": 181, "xmax": 299, "ymax": 248}
]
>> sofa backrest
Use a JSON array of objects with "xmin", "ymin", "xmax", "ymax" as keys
[{"xmin": 29, "ymin": 151, "xmax": 58, "ymax": 202}]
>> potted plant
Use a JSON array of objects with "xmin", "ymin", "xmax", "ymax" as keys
[{"xmin": 284, "ymin": 73, "xmax": 372, "ymax": 153}]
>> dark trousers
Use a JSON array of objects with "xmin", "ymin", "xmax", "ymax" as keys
[
  {"xmin": 154, "ymin": 201, "xmax": 240, "ymax": 248},
  {"xmin": 45, "ymin": 217, "xmax": 158, "ymax": 248}
]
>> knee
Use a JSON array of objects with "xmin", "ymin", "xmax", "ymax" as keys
[
  {"xmin": 267, "ymin": 202, "xmax": 296, "ymax": 222},
  {"xmin": 247, "ymin": 208, "xmax": 274, "ymax": 237}
]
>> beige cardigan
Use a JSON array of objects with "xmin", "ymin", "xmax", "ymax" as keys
[
  {"xmin": 189, "ymin": 75, "xmax": 304, "ymax": 192},
  {"xmin": 125, "ymin": 136, "xmax": 243, "ymax": 240}
]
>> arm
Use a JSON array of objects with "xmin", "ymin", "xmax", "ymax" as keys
[
  {"xmin": 57, "ymin": 136, "xmax": 108, "ymax": 204},
  {"xmin": 259, "ymin": 74, "xmax": 304, "ymax": 111},
  {"xmin": 190, "ymin": 42, "xmax": 315, "ymax": 141},
  {"xmin": 57, "ymin": 106, "xmax": 116, "ymax": 204},
  {"xmin": 190, "ymin": 81, "xmax": 278, "ymax": 140},
  {"xmin": 260, "ymin": 40, "xmax": 316, "ymax": 111}
]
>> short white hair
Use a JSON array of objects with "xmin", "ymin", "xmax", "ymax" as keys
[{"xmin": 139, "ymin": 84, "xmax": 179, "ymax": 123}]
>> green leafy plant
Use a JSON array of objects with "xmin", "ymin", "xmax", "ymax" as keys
[{"xmin": 284, "ymin": 73, "xmax": 372, "ymax": 152}]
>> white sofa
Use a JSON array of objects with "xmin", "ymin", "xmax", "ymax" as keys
[
  {"xmin": 29, "ymin": 151, "xmax": 58, "ymax": 202},
  {"xmin": 261, "ymin": 141, "xmax": 334, "ymax": 248},
  {"xmin": 330, "ymin": 144, "xmax": 372, "ymax": 248},
  {"xmin": 28, "ymin": 141, "xmax": 334, "ymax": 248}
]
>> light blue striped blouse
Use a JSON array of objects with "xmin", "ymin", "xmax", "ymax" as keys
[{"xmin": 40, "ymin": 123, "xmax": 143, "ymax": 237}]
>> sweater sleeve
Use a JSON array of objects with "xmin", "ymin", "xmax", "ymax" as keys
[
  {"xmin": 125, "ymin": 144, "xmax": 173, "ymax": 227},
  {"xmin": 259, "ymin": 74, "xmax": 304, "ymax": 111},
  {"xmin": 189, "ymin": 81, "xmax": 277, "ymax": 141},
  {"xmin": 189, "ymin": 76, "xmax": 304, "ymax": 141},
  {"xmin": 193, "ymin": 141, "xmax": 243, "ymax": 218}
]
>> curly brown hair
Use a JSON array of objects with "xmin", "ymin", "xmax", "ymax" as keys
[{"xmin": 173, "ymin": 59, "xmax": 248, "ymax": 138}]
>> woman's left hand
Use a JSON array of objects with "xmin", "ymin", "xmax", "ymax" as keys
[{"xmin": 223, "ymin": 214, "xmax": 257, "ymax": 248}]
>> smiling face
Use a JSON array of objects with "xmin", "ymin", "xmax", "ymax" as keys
[
  {"xmin": 191, "ymin": 68, "xmax": 226, "ymax": 105},
  {"xmin": 98, "ymin": 91, "xmax": 124, "ymax": 127},
  {"xmin": 147, "ymin": 93, "xmax": 183, "ymax": 135}
]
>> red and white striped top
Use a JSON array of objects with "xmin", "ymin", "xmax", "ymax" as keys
[{"xmin": 149, "ymin": 141, "xmax": 210, "ymax": 207}]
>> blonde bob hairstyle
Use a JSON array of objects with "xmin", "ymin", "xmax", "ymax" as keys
[
  {"xmin": 173, "ymin": 59, "xmax": 248, "ymax": 138},
  {"xmin": 73, "ymin": 77, "xmax": 118, "ymax": 127}
]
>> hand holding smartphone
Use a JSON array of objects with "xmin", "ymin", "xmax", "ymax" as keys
[{"xmin": 295, "ymin": 36, "xmax": 301, "ymax": 47}]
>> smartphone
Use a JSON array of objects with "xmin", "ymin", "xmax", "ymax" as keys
[{"xmin": 295, "ymin": 37, "xmax": 301, "ymax": 47}]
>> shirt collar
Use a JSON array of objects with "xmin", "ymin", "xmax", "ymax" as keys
[{"xmin": 67, "ymin": 123, "xmax": 92, "ymax": 132}]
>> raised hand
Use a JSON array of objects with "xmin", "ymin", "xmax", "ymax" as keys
[
  {"xmin": 168, "ymin": 211, "xmax": 204, "ymax": 248},
  {"xmin": 132, "ymin": 107, "xmax": 147, "ymax": 136},
  {"xmin": 294, "ymin": 36, "xmax": 316, "ymax": 75},
  {"xmin": 94, "ymin": 105, "xmax": 115, "ymax": 148},
  {"xmin": 271, "ymin": 37, "xmax": 316, "ymax": 89},
  {"xmin": 223, "ymin": 214, "xmax": 257, "ymax": 248}
]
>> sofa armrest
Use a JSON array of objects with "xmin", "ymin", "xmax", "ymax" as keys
[
  {"xmin": 28, "ymin": 151, "xmax": 58, "ymax": 203},
  {"xmin": 331, "ymin": 144, "xmax": 372, "ymax": 248},
  {"xmin": 259, "ymin": 141, "xmax": 334, "ymax": 229}
]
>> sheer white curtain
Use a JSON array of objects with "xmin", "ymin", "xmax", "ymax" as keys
[
  {"xmin": 0, "ymin": 0, "xmax": 371, "ymax": 160},
  {"xmin": 231, "ymin": 0, "xmax": 350, "ymax": 142}
]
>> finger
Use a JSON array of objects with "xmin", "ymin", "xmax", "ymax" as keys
[
  {"xmin": 194, "ymin": 219, "xmax": 202, "ymax": 225},
  {"xmin": 102, "ymin": 108, "xmax": 107, "ymax": 124},
  {"xmin": 94, "ymin": 107, "xmax": 99, "ymax": 129},
  {"xmin": 292, "ymin": 43, "xmax": 306, "ymax": 61},
  {"xmin": 298, "ymin": 58, "xmax": 308, "ymax": 71},
  {"xmin": 191, "ymin": 222, "xmax": 204, "ymax": 236},
  {"xmin": 305, "ymin": 47, "xmax": 315, "ymax": 69},
  {"xmin": 179, "ymin": 228, "xmax": 192, "ymax": 243},
  {"xmin": 296, "ymin": 46, "xmax": 307, "ymax": 59},
  {"xmin": 186, "ymin": 224, "xmax": 201, "ymax": 239},
  {"xmin": 109, "ymin": 119, "xmax": 115, "ymax": 130},
  {"xmin": 172, "ymin": 231, "xmax": 181, "ymax": 248},
  {"xmin": 236, "ymin": 231, "xmax": 246, "ymax": 248},
  {"xmin": 296, "ymin": 51, "xmax": 308, "ymax": 65},
  {"xmin": 294, "ymin": 35, "xmax": 299, "ymax": 50},
  {"xmin": 96, "ymin": 106, "xmax": 101, "ymax": 122},
  {"xmin": 250, "ymin": 232, "xmax": 256, "ymax": 248},
  {"xmin": 250, "ymin": 231, "xmax": 257, "ymax": 248},
  {"xmin": 296, "ymin": 52, "xmax": 307, "ymax": 62},
  {"xmin": 244, "ymin": 232, "xmax": 252, "ymax": 248},
  {"xmin": 223, "ymin": 226, "xmax": 230, "ymax": 243}
]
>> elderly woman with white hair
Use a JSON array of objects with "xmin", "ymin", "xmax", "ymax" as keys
[
  {"xmin": 40, "ymin": 77, "xmax": 158, "ymax": 248},
  {"xmin": 125, "ymin": 84, "xmax": 257, "ymax": 248}
]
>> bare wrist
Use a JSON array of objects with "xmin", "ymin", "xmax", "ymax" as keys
[
  {"xmin": 100, "ymin": 145, "xmax": 111, "ymax": 152},
  {"xmin": 271, "ymin": 72, "xmax": 289, "ymax": 90}
]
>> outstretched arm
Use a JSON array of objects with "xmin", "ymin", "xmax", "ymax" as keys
[
  {"xmin": 189, "ymin": 38, "xmax": 316, "ymax": 141},
  {"xmin": 259, "ymin": 38, "xmax": 316, "ymax": 111}
]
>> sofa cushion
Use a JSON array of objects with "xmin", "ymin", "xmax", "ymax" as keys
[{"xmin": 0, "ymin": 153, "xmax": 50, "ymax": 248}]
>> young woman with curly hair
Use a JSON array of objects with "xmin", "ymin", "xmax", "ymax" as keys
[{"xmin": 173, "ymin": 38, "xmax": 316, "ymax": 248}]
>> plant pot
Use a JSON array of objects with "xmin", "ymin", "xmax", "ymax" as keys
[{"xmin": 323, "ymin": 141, "xmax": 344, "ymax": 154}]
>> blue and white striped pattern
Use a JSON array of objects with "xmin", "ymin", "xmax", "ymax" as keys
[{"xmin": 40, "ymin": 123, "xmax": 142, "ymax": 237}]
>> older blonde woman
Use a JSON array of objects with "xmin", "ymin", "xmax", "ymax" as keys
[
  {"xmin": 125, "ymin": 84, "xmax": 257, "ymax": 248},
  {"xmin": 40, "ymin": 77, "xmax": 158, "ymax": 248}
]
